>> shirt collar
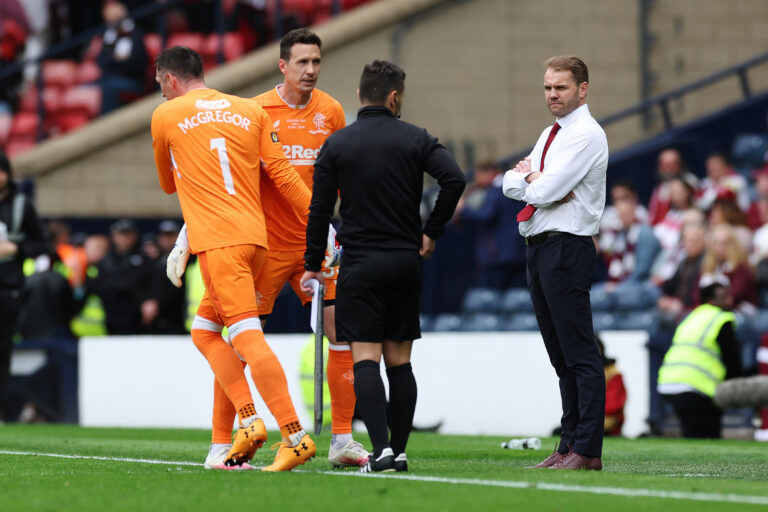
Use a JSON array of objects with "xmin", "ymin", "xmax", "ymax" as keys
[
  {"xmin": 275, "ymin": 85, "xmax": 313, "ymax": 109},
  {"xmin": 357, "ymin": 105, "xmax": 395, "ymax": 118},
  {"xmin": 555, "ymin": 103, "xmax": 590, "ymax": 129}
]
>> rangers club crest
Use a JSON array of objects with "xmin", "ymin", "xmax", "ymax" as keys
[{"xmin": 309, "ymin": 112, "xmax": 330, "ymax": 135}]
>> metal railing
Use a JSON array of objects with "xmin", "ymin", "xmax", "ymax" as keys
[{"xmin": 502, "ymin": 49, "xmax": 768, "ymax": 166}]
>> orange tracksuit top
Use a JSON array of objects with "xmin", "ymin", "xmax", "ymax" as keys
[
  {"xmin": 253, "ymin": 87, "xmax": 345, "ymax": 251},
  {"xmin": 151, "ymin": 88, "xmax": 311, "ymax": 254}
]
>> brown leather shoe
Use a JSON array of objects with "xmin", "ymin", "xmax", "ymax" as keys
[
  {"xmin": 549, "ymin": 452, "xmax": 602, "ymax": 471},
  {"xmin": 527, "ymin": 450, "xmax": 568, "ymax": 469}
]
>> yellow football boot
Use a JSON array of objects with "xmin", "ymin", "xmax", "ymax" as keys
[
  {"xmin": 224, "ymin": 419, "xmax": 268, "ymax": 467},
  {"xmin": 261, "ymin": 434, "xmax": 316, "ymax": 472}
]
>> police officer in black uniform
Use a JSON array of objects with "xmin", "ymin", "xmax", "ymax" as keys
[
  {"xmin": 301, "ymin": 60, "xmax": 465, "ymax": 472},
  {"xmin": 0, "ymin": 153, "xmax": 49, "ymax": 419}
]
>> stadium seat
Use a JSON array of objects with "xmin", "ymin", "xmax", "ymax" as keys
[
  {"xmin": 4, "ymin": 137, "xmax": 36, "ymax": 156},
  {"xmin": 590, "ymin": 284, "xmax": 615, "ymax": 311},
  {"xmin": 17, "ymin": 86, "xmax": 62, "ymax": 116},
  {"xmin": 500, "ymin": 287, "xmax": 533, "ymax": 313},
  {"xmin": 42, "ymin": 60, "xmax": 78, "ymax": 89},
  {"xmin": 618, "ymin": 310, "xmax": 659, "ymax": 331},
  {"xmin": 55, "ymin": 113, "xmax": 90, "ymax": 134},
  {"xmin": 9, "ymin": 111, "xmax": 39, "ymax": 138},
  {"xmin": 76, "ymin": 60, "xmax": 101, "ymax": 84},
  {"xmin": 506, "ymin": 312, "xmax": 539, "ymax": 331},
  {"xmin": 144, "ymin": 34, "xmax": 163, "ymax": 65},
  {"xmin": 59, "ymin": 86, "xmax": 102, "ymax": 119},
  {"xmin": 167, "ymin": 33, "xmax": 205, "ymax": 54},
  {"xmin": 462, "ymin": 313, "xmax": 504, "ymax": 332},
  {"xmin": 83, "ymin": 37, "xmax": 102, "ymax": 62},
  {"xmin": 461, "ymin": 287, "xmax": 501, "ymax": 314},
  {"xmin": 612, "ymin": 281, "xmax": 660, "ymax": 311},
  {"xmin": 592, "ymin": 311, "xmax": 617, "ymax": 331},
  {"xmin": 419, "ymin": 314, "xmax": 433, "ymax": 332},
  {"xmin": 431, "ymin": 313, "xmax": 463, "ymax": 332},
  {"xmin": 731, "ymin": 133, "xmax": 768, "ymax": 174},
  {"xmin": 203, "ymin": 33, "xmax": 246, "ymax": 65}
]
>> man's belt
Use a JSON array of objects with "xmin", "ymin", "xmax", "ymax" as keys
[{"xmin": 525, "ymin": 231, "xmax": 580, "ymax": 246}]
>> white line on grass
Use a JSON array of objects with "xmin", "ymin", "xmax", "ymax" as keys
[
  {"xmin": 0, "ymin": 450, "xmax": 200, "ymax": 466},
  {"xmin": 2, "ymin": 450, "xmax": 767, "ymax": 506}
]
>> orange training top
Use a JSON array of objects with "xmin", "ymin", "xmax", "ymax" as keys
[
  {"xmin": 253, "ymin": 86, "xmax": 345, "ymax": 251},
  {"xmin": 151, "ymin": 88, "xmax": 311, "ymax": 254}
]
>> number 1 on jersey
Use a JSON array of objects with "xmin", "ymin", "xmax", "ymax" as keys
[{"xmin": 210, "ymin": 137, "xmax": 236, "ymax": 195}]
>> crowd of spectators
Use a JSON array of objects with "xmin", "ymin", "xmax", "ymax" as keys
[
  {"xmin": 14, "ymin": 216, "xmax": 189, "ymax": 342},
  {"xmin": 1, "ymin": 0, "xmax": 373, "ymax": 154}
]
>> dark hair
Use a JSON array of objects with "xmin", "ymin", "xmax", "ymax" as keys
[
  {"xmin": 700, "ymin": 283, "xmax": 725, "ymax": 303},
  {"xmin": 358, "ymin": 60, "xmax": 405, "ymax": 104},
  {"xmin": 0, "ymin": 152, "xmax": 11, "ymax": 177},
  {"xmin": 611, "ymin": 178, "xmax": 638, "ymax": 196},
  {"xmin": 155, "ymin": 46, "xmax": 204, "ymax": 81},
  {"xmin": 545, "ymin": 55, "xmax": 588, "ymax": 85},
  {"xmin": 280, "ymin": 28, "xmax": 322, "ymax": 61},
  {"xmin": 707, "ymin": 151, "xmax": 731, "ymax": 166}
]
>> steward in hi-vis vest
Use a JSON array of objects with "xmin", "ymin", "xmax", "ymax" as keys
[{"xmin": 657, "ymin": 277, "xmax": 743, "ymax": 438}]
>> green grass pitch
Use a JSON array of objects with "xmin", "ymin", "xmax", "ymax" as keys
[{"xmin": 1, "ymin": 424, "xmax": 767, "ymax": 511}]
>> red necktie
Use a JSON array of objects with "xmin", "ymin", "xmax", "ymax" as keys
[{"xmin": 516, "ymin": 122, "xmax": 561, "ymax": 222}]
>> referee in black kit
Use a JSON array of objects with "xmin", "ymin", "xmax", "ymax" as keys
[
  {"xmin": 503, "ymin": 56, "xmax": 608, "ymax": 470},
  {"xmin": 301, "ymin": 60, "xmax": 465, "ymax": 473}
]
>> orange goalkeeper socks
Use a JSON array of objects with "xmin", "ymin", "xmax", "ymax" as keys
[
  {"xmin": 229, "ymin": 322, "xmax": 299, "ymax": 429},
  {"xmin": 328, "ymin": 345, "xmax": 355, "ymax": 434},
  {"xmin": 191, "ymin": 328, "xmax": 253, "ymax": 415}
]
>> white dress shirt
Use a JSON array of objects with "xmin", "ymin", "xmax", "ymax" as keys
[{"xmin": 502, "ymin": 104, "xmax": 608, "ymax": 237}]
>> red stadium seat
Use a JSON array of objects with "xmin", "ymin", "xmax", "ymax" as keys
[
  {"xmin": 83, "ymin": 37, "xmax": 102, "ymax": 62},
  {"xmin": 144, "ymin": 33, "xmax": 163, "ymax": 65},
  {"xmin": 9, "ymin": 111, "xmax": 40, "ymax": 138},
  {"xmin": 55, "ymin": 112, "xmax": 91, "ymax": 134},
  {"xmin": 76, "ymin": 60, "xmax": 102, "ymax": 84},
  {"xmin": 203, "ymin": 33, "xmax": 246, "ymax": 64},
  {"xmin": 17, "ymin": 86, "xmax": 62, "ymax": 116},
  {"xmin": 42, "ymin": 60, "xmax": 78, "ymax": 89},
  {"xmin": 167, "ymin": 33, "xmax": 204, "ymax": 54},
  {"xmin": 59, "ymin": 85, "xmax": 102, "ymax": 118},
  {"xmin": 4, "ymin": 136, "xmax": 36, "ymax": 157}
]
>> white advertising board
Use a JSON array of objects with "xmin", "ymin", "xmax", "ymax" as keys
[{"xmin": 79, "ymin": 331, "xmax": 648, "ymax": 438}]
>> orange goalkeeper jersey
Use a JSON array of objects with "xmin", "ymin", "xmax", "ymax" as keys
[
  {"xmin": 253, "ymin": 87, "xmax": 345, "ymax": 251},
  {"xmin": 151, "ymin": 88, "xmax": 311, "ymax": 254}
]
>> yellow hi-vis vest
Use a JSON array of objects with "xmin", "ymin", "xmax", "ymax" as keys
[
  {"xmin": 658, "ymin": 303, "xmax": 734, "ymax": 398},
  {"xmin": 185, "ymin": 258, "xmax": 204, "ymax": 332},
  {"xmin": 71, "ymin": 265, "xmax": 107, "ymax": 337},
  {"xmin": 299, "ymin": 334, "xmax": 332, "ymax": 426}
]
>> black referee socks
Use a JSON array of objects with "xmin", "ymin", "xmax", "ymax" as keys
[
  {"xmin": 353, "ymin": 360, "xmax": 390, "ymax": 458},
  {"xmin": 386, "ymin": 363, "xmax": 417, "ymax": 457}
]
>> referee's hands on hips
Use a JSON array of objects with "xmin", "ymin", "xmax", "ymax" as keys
[
  {"xmin": 300, "ymin": 270, "xmax": 323, "ymax": 296},
  {"xmin": 420, "ymin": 234, "xmax": 436, "ymax": 260}
]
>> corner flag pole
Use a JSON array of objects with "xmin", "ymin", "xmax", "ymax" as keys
[{"xmin": 308, "ymin": 278, "xmax": 325, "ymax": 436}]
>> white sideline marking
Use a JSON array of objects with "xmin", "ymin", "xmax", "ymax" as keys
[
  {"xmin": 0, "ymin": 450, "xmax": 200, "ymax": 466},
  {"xmin": 2, "ymin": 450, "xmax": 768, "ymax": 506}
]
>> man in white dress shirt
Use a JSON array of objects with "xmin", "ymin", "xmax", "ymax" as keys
[{"xmin": 503, "ymin": 55, "xmax": 608, "ymax": 471}]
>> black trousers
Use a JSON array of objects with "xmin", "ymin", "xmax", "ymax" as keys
[
  {"xmin": 663, "ymin": 392, "xmax": 722, "ymax": 438},
  {"xmin": 526, "ymin": 233, "xmax": 605, "ymax": 458},
  {"xmin": 0, "ymin": 288, "xmax": 22, "ymax": 418}
]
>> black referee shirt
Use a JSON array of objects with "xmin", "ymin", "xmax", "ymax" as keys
[{"xmin": 305, "ymin": 105, "xmax": 465, "ymax": 271}]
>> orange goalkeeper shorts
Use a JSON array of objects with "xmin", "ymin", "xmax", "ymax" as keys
[
  {"xmin": 253, "ymin": 249, "xmax": 338, "ymax": 317},
  {"xmin": 196, "ymin": 244, "xmax": 267, "ymax": 325}
]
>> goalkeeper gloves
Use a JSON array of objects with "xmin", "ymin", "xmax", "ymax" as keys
[
  {"xmin": 166, "ymin": 224, "xmax": 190, "ymax": 288},
  {"xmin": 323, "ymin": 224, "xmax": 343, "ymax": 268}
]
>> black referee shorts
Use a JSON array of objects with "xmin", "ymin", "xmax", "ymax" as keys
[{"xmin": 336, "ymin": 249, "xmax": 422, "ymax": 343}]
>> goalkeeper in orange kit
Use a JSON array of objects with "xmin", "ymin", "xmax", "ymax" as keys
[
  {"xmin": 166, "ymin": 29, "xmax": 367, "ymax": 469},
  {"xmin": 152, "ymin": 46, "xmax": 315, "ymax": 471}
]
